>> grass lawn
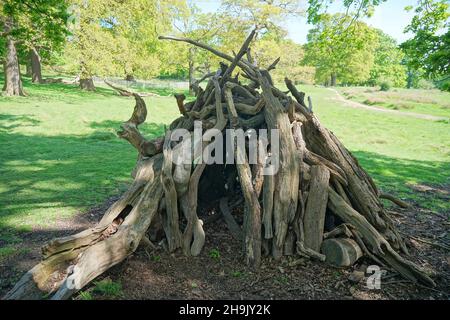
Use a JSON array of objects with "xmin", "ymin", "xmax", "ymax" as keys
[
  {"xmin": 0, "ymin": 78, "xmax": 449, "ymax": 260},
  {"xmin": 0, "ymin": 76, "xmax": 181, "ymax": 248},
  {"xmin": 337, "ymin": 86, "xmax": 450, "ymax": 118}
]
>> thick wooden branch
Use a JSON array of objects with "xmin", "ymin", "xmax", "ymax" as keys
[
  {"xmin": 161, "ymin": 133, "xmax": 182, "ymax": 252},
  {"xmin": 158, "ymin": 35, "xmax": 257, "ymax": 80},
  {"xmin": 224, "ymin": 81, "xmax": 261, "ymax": 269},
  {"xmin": 219, "ymin": 197, "xmax": 243, "ymax": 241},
  {"xmin": 327, "ymin": 187, "xmax": 435, "ymax": 287},
  {"xmin": 285, "ymin": 77, "xmax": 307, "ymax": 108},
  {"xmin": 174, "ymin": 93, "xmax": 187, "ymax": 116},
  {"xmin": 220, "ymin": 29, "xmax": 256, "ymax": 85},
  {"xmin": 380, "ymin": 192, "xmax": 411, "ymax": 209},
  {"xmin": 259, "ymin": 72, "xmax": 300, "ymax": 251}
]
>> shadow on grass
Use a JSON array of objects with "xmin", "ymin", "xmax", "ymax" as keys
[
  {"xmin": 1, "ymin": 76, "xmax": 116, "ymax": 103},
  {"xmin": 354, "ymin": 150, "xmax": 450, "ymax": 213},
  {"xmin": 89, "ymin": 120, "xmax": 167, "ymax": 138},
  {"xmin": 0, "ymin": 114, "xmax": 448, "ymax": 241},
  {"xmin": 0, "ymin": 114, "xmax": 41, "ymax": 131},
  {"xmin": 0, "ymin": 115, "xmax": 167, "ymax": 237}
]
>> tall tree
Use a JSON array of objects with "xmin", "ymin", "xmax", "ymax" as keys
[
  {"xmin": 0, "ymin": 0, "xmax": 68, "ymax": 95},
  {"xmin": 304, "ymin": 13, "xmax": 378, "ymax": 86},
  {"xmin": 401, "ymin": 0, "xmax": 449, "ymax": 88},
  {"xmin": 252, "ymin": 31, "xmax": 314, "ymax": 83},
  {"xmin": 368, "ymin": 30, "xmax": 407, "ymax": 88},
  {"xmin": 64, "ymin": 0, "xmax": 181, "ymax": 90},
  {"xmin": 217, "ymin": 0, "xmax": 302, "ymax": 50},
  {"xmin": 63, "ymin": 0, "xmax": 120, "ymax": 90},
  {"xmin": 162, "ymin": 2, "xmax": 221, "ymax": 94}
]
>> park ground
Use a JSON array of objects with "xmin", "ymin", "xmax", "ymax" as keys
[{"xmin": 0, "ymin": 75, "xmax": 449, "ymax": 299}]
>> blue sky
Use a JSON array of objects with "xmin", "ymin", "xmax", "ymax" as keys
[{"xmin": 194, "ymin": 0, "xmax": 418, "ymax": 44}]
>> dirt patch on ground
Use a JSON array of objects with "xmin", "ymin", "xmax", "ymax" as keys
[{"xmin": 1, "ymin": 194, "xmax": 449, "ymax": 300}]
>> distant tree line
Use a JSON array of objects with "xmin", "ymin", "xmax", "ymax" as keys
[{"xmin": 1, "ymin": 0, "xmax": 448, "ymax": 96}]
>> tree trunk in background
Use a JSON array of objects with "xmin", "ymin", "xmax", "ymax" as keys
[
  {"xmin": 31, "ymin": 47, "xmax": 43, "ymax": 84},
  {"xmin": 330, "ymin": 73, "xmax": 337, "ymax": 87},
  {"xmin": 188, "ymin": 47, "xmax": 195, "ymax": 95},
  {"xmin": 79, "ymin": 62, "xmax": 95, "ymax": 91},
  {"xmin": 3, "ymin": 35, "xmax": 25, "ymax": 96},
  {"xmin": 125, "ymin": 74, "xmax": 135, "ymax": 81},
  {"xmin": 80, "ymin": 78, "xmax": 95, "ymax": 91},
  {"xmin": 26, "ymin": 54, "xmax": 32, "ymax": 77}
]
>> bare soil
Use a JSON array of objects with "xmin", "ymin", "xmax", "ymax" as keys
[{"xmin": 1, "ymin": 194, "xmax": 449, "ymax": 300}]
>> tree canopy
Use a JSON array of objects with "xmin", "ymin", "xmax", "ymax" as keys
[
  {"xmin": 401, "ymin": 0, "xmax": 449, "ymax": 83},
  {"xmin": 303, "ymin": 13, "xmax": 379, "ymax": 86}
]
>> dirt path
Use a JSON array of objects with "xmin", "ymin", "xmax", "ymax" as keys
[{"xmin": 329, "ymin": 88, "xmax": 449, "ymax": 121}]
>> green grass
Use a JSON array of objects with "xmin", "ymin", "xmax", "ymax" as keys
[
  {"xmin": 93, "ymin": 279, "xmax": 123, "ymax": 298},
  {"xmin": 337, "ymin": 86, "xmax": 450, "ymax": 118},
  {"xmin": 77, "ymin": 290, "xmax": 94, "ymax": 300},
  {"xmin": 302, "ymin": 84, "xmax": 450, "ymax": 212},
  {"xmin": 0, "ymin": 75, "xmax": 181, "ymax": 251},
  {"xmin": 0, "ymin": 77, "xmax": 449, "ymax": 254}
]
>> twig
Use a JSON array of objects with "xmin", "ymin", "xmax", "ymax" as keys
[
  {"xmin": 400, "ymin": 231, "xmax": 450, "ymax": 251},
  {"xmin": 380, "ymin": 192, "xmax": 411, "ymax": 209},
  {"xmin": 219, "ymin": 197, "xmax": 243, "ymax": 241}
]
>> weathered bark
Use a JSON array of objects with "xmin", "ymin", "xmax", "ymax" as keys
[
  {"xmin": 327, "ymin": 188, "xmax": 434, "ymax": 286},
  {"xmin": 30, "ymin": 47, "xmax": 43, "ymax": 84},
  {"xmin": 303, "ymin": 165, "xmax": 330, "ymax": 252},
  {"xmin": 259, "ymin": 73, "xmax": 299, "ymax": 255},
  {"xmin": 225, "ymin": 81, "xmax": 261, "ymax": 268},
  {"xmin": 5, "ymin": 31, "xmax": 436, "ymax": 300},
  {"xmin": 188, "ymin": 47, "xmax": 195, "ymax": 96},
  {"xmin": 321, "ymin": 238, "xmax": 363, "ymax": 267},
  {"xmin": 3, "ymin": 32, "xmax": 25, "ymax": 96}
]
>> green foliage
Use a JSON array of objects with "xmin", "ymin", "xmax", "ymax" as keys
[
  {"xmin": 62, "ymin": 0, "xmax": 179, "ymax": 80},
  {"xmin": 304, "ymin": 13, "xmax": 379, "ymax": 85},
  {"xmin": 231, "ymin": 271, "xmax": 244, "ymax": 277},
  {"xmin": 368, "ymin": 30, "xmax": 407, "ymax": 88},
  {"xmin": 0, "ymin": 246, "xmax": 15, "ymax": 260},
  {"xmin": 401, "ymin": 0, "xmax": 450, "ymax": 81},
  {"xmin": 209, "ymin": 248, "xmax": 221, "ymax": 261},
  {"xmin": 307, "ymin": 0, "xmax": 387, "ymax": 24},
  {"xmin": 437, "ymin": 79, "xmax": 450, "ymax": 92},
  {"xmin": 379, "ymin": 81, "xmax": 391, "ymax": 91},
  {"xmin": 78, "ymin": 291, "xmax": 94, "ymax": 300},
  {"xmin": 252, "ymin": 33, "xmax": 312, "ymax": 83},
  {"xmin": 152, "ymin": 255, "xmax": 161, "ymax": 262},
  {"xmin": 93, "ymin": 279, "xmax": 122, "ymax": 297},
  {"xmin": 0, "ymin": 0, "xmax": 69, "ymax": 47},
  {"xmin": 416, "ymin": 79, "xmax": 436, "ymax": 90}
]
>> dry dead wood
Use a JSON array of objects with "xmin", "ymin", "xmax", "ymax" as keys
[{"xmin": 5, "ymin": 31, "xmax": 435, "ymax": 300}]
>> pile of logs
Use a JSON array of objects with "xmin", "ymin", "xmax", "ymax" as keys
[{"xmin": 4, "ymin": 30, "xmax": 434, "ymax": 300}]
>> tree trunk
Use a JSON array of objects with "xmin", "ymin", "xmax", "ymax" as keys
[
  {"xmin": 188, "ymin": 47, "xmax": 195, "ymax": 96},
  {"xmin": 26, "ymin": 54, "xmax": 32, "ymax": 77},
  {"xmin": 30, "ymin": 47, "xmax": 43, "ymax": 84},
  {"xmin": 80, "ymin": 78, "xmax": 95, "ymax": 91},
  {"xmin": 330, "ymin": 73, "xmax": 337, "ymax": 87},
  {"xmin": 79, "ymin": 62, "xmax": 95, "ymax": 91},
  {"xmin": 2, "ymin": 35, "xmax": 25, "ymax": 96}
]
